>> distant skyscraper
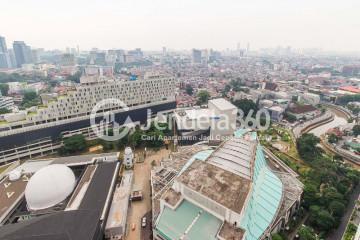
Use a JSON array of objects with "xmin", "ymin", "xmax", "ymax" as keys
[
  {"xmin": 0, "ymin": 36, "xmax": 10, "ymax": 69},
  {"xmin": 61, "ymin": 53, "xmax": 76, "ymax": 66},
  {"xmin": 162, "ymin": 47, "xmax": 167, "ymax": 57},
  {"xmin": 128, "ymin": 48, "xmax": 143, "ymax": 60},
  {"xmin": 0, "ymin": 36, "xmax": 7, "ymax": 53},
  {"xmin": 209, "ymin": 49, "xmax": 221, "ymax": 62},
  {"xmin": 13, "ymin": 41, "xmax": 33, "ymax": 67},
  {"xmin": 8, "ymin": 49, "xmax": 17, "ymax": 68},
  {"xmin": 0, "ymin": 54, "xmax": 8, "ymax": 69},
  {"xmin": 31, "ymin": 49, "xmax": 40, "ymax": 63},
  {"xmin": 192, "ymin": 49, "xmax": 202, "ymax": 64},
  {"xmin": 246, "ymin": 42, "xmax": 250, "ymax": 53}
]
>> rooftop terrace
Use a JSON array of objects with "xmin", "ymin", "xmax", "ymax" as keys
[
  {"xmin": 0, "ymin": 175, "xmax": 28, "ymax": 223},
  {"xmin": 218, "ymin": 221, "xmax": 245, "ymax": 240},
  {"xmin": 156, "ymin": 200, "xmax": 223, "ymax": 240},
  {"xmin": 177, "ymin": 160, "xmax": 251, "ymax": 214},
  {"xmin": 207, "ymin": 137, "xmax": 257, "ymax": 180}
]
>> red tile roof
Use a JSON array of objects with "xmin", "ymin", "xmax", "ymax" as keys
[
  {"xmin": 289, "ymin": 104, "xmax": 317, "ymax": 114},
  {"xmin": 339, "ymin": 86, "xmax": 360, "ymax": 94}
]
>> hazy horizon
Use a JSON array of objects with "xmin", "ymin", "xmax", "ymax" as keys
[{"xmin": 1, "ymin": 0, "xmax": 360, "ymax": 52}]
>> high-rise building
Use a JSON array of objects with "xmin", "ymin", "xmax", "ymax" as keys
[
  {"xmin": 60, "ymin": 53, "xmax": 76, "ymax": 66},
  {"xmin": 0, "ymin": 53, "xmax": 8, "ymax": 69},
  {"xmin": 209, "ymin": 49, "xmax": 221, "ymax": 62},
  {"xmin": 31, "ymin": 49, "xmax": 40, "ymax": 63},
  {"xmin": 0, "ymin": 36, "xmax": 7, "ymax": 53},
  {"xmin": 152, "ymin": 131, "xmax": 303, "ymax": 240},
  {"xmin": 192, "ymin": 49, "xmax": 202, "ymax": 64},
  {"xmin": 162, "ymin": 46, "xmax": 167, "ymax": 57},
  {"xmin": 128, "ymin": 48, "xmax": 143, "ymax": 60},
  {"xmin": 8, "ymin": 49, "xmax": 17, "ymax": 68},
  {"xmin": 13, "ymin": 41, "xmax": 33, "ymax": 67},
  {"xmin": 0, "ymin": 36, "xmax": 10, "ymax": 69}
]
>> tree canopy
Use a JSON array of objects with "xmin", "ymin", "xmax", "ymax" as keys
[
  {"xmin": 328, "ymin": 133, "xmax": 339, "ymax": 144},
  {"xmin": 0, "ymin": 72, "xmax": 29, "ymax": 83},
  {"xmin": 21, "ymin": 91, "xmax": 40, "ymax": 108},
  {"xmin": 284, "ymin": 112, "xmax": 297, "ymax": 123},
  {"xmin": 336, "ymin": 94, "xmax": 360, "ymax": 106},
  {"xmin": 296, "ymin": 133, "xmax": 360, "ymax": 235},
  {"xmin": 232, "ymin": 99, "xmax": 258, "ymax": 117},
  {"xmin": 353, "ymin": 125, "xmax": 360, "ymax": 136},
  {"xmin": 197, "ymin": 90, "xmax": 210, "ymax": 104},
  {"xmin": 66, "ymin": 71, "xmax": 82, "ymax": 83},
  {"xmin": 0, "ymin": 83, "xmax": 9, "ymax": 96},
  {"xmin": 185, "ymin": 84, "xmax": 193, "ymax": 96},
  {"xmin": 0, "ymin": 108, "xmax": 11, "ymax": 114},
  {"xmin": 297, "ymin": 133, "xmax": 322, "ymax": 161},
  {"xmin": 298, "ymin": 225, "xmax": 318, "ymax": 240},
  {"xmin": 271, "ymin": 233, "xmax": 284, "ymax": 240},
  {"xmin": 60, "ymin": 134, "xmax": 87, "ymax": 155}
]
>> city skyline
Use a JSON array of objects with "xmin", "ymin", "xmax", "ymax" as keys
[{"xmin": 1, "ymin": 0, "xmax": 360, "ymax": 52}]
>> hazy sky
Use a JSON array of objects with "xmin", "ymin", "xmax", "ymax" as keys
[{"xmin": 1, "ymin": 0, "xmax": 360, "ymax": 51}]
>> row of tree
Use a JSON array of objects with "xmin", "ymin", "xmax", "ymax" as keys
[
  {"xmin": 21, "ymin": 91, "xmax": 41, "ymax": 109},
  {"xmin": 297, "ymin": 133, "xmax": 360, "ymax": 237},
  {"xmin": 59, "ymin": 122, "xmax": 172, "ymax": 155},
  {"xmin": 337, "ymin": 94, "xmax": 360, "ymax": 106},
  {"xmin": 0, "ymin": 83, "xmax": 9, "ymax": 96}
]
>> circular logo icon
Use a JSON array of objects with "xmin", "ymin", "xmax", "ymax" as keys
[{"xmin": 90, "ymin": 98, "xmax": 132, "ymax": 141}]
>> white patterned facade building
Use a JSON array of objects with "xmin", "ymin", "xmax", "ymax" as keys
[{"xmin": 27, "ymin": 73, "xmax": 175, "ymax": 123}]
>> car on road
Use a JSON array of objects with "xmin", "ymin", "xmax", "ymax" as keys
[
  {"xmin": 141, "ymin": 217, "xmax": 147, "ymax": 228},
  {"xmin": 131, "ymin": 223, "xmax": 136, "ymax": 231}
]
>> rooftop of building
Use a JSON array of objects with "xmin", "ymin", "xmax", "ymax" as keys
[
  {"xmin": 209, "ymin": 98, "xmax": 237, "ymax": 111},
  {"xmin": 339, "ymin": 86, "xmax": 360, "ymax": 94},
  {"xmin": 218, "ymin": 221, "xmax": 245, "ymax": 240},
  {"xmin": 50, "ymin": 152, "xmax": 119, "ymax": 166},
  {"xmin": 206, "ymin": 137, "xmax": 257, "ymax": 180},
  {"xmin": 269, "ymin": 105, "xmax": 285, "ymax": 112},
  {"xmin": 0, "ymin": 162, "xmax": 118, "ymax": 240},
  {"xmin": 153, "ymin": 130, "xmax": 303, "ymax": 240},
  {"xmin": 12, "ymin": 160, "xmax": 53, "ymax": 174},
  {"xmin": 0, "ymin": 174, "xmax": 28, "ymax": 223},
  {"xmin": 264, "ymin": 82, "xmax": 278, "ymax": 91},
  {"xmin": 163, "ymin": 187, "xmax": 182, "ymax": 207},
  {"xmin": 239, "ymin": 144, "xmax": 283, "ymax": 240},
  {"xmin": 0, "ymin": 155, "xmax": 117, "ymax": 224},
  {"xmin": 162, "ymin": 145, "xmax": 212, "ymax": 172},
  {"xmin": 105, "ymin": 171, "xmax": 133, "ymax": 232},
  {"xmin": 177, "ymin": 159, "xmax": 251, "ymax": 214},
  {"xmin": 155, "ymin": 199, "xmax": 223, "ymax": 240},
  {"xmin": 288, "ymin": 104, "xmax": 317, "ymax": 114},
  {"xmin": 66, "ymin": 164, "xmax": 97, "ymax": 210}
]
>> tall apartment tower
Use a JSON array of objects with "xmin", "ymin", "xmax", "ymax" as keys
[
  {"xmin": 162, "ymin": 46, "xmax": 167, "ymax": 57},
  {"xmin": 0, "ymin": 36, "xmax": 10, "ymax": 68},
  {"xmin": 192, "ymin": 49, "xmax": 202, "ymax": 64},
  {"xmin": 13, "ymin": 41, "xmax": 33, "ymax": 67}
]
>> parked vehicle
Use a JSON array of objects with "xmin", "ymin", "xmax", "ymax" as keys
[{"xmin": 141, "ymin": 217, "xmax": 147, "ymax": 228}]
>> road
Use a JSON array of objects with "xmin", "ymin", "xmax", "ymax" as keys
[
  {"xmin": 326, "ymin": 184, "xmax": 360, "ymax": 240},
  {"xmin": 125, "ymin": 148, "xmax": 170, "ymax": 240}
]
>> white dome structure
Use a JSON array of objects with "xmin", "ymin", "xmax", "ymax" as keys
[{"xmin": 25, "ymin": 164, "xmax": 76, "ymax": 211}]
